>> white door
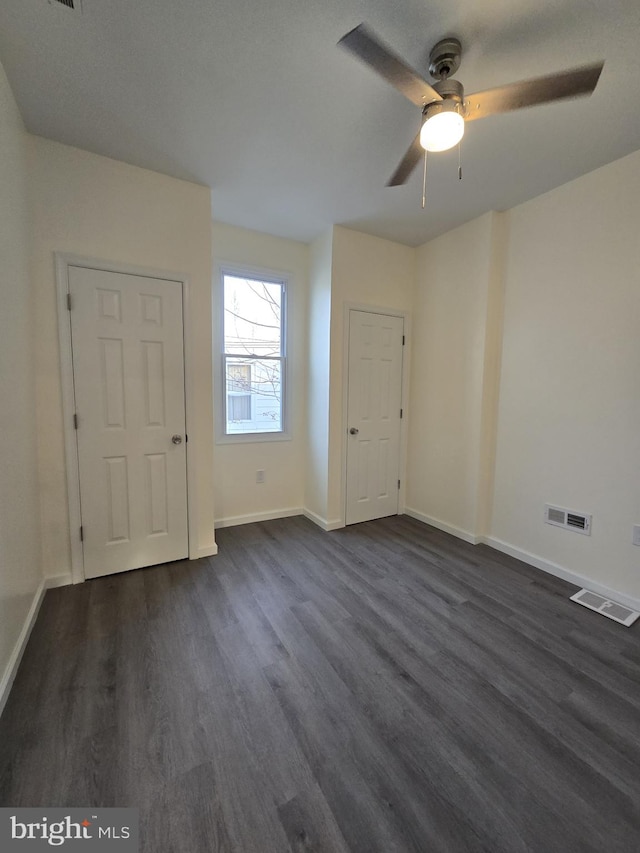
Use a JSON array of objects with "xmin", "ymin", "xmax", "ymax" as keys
[
  {"xmin": 69, "ymin": 266, "xmax": 188, "ymax": 579},
  {"xmin": 346, "ymin": 310, "xmax": 404, "ymax": 525}
]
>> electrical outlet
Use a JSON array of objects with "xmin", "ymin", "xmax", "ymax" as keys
[
  {"xmin": 633, "ymin": 525, "xmax": 640, "ymax": 546},
  {"xmin": 256, "ymin": 469, "xmax": 265, "ymax": 484}
]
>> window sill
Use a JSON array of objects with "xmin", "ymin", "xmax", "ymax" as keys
[{"xmin": 215, "ymin": 431, "xmax": 292, "ymax": 446}]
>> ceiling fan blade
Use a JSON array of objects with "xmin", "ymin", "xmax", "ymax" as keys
[
  {"xmin": 464, "ymin": 61, "xmax": 604, "ymax": 121},
  {"xmin": 339, "ymin": 23, "xmax": 442, "ymax": 108},
  {"xmin": 387, "ymin": 133, "xmax": 423, "ymax": 186}
]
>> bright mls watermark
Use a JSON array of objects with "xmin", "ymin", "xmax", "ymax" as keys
[{"xmin": 0, "ymin": 809, "xmax": 138, "ymax": 850}]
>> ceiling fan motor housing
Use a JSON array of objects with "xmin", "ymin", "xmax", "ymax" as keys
[
  {"xmin": 424, "ymin": 78, "xmax": 465, "ymax": 119},
  {"xmin": 432, "ymin": 78, "xmax": 464, "ymax": 102}
]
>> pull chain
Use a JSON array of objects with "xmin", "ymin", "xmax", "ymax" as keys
[
  {"xmin": 458, "ymin": 140, "xmax": 463, "ymax": 181},
  {"xmin": 421, "ymin": 150, "xmax": 428, "ymax": 209}
]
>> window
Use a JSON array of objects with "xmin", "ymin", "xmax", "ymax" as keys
[{"xmin": 221, "ymin": 271, "xmax": 287, "ymax": 437}]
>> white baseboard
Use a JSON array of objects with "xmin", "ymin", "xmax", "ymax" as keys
[
  {"xmin": 404, "ymin": 511, "xmax": 640, "ymax": 612},
  {"xmin": 45, "ymin": 572, "xmax": 73, "ymax": 588},
  {"xmin": 303, "ymin": 509, "xmax": 344, "ymax": 532},
  {"xmin": 404, "ymin": 507, "xmax": 480, "ymax": 545},
  {"xmin": 215, "ymin": 507, "xmax": 303, "ymax": 529},
  {"xmin": 191, "ymin": 543, "xmax": 218, "ymax": 559},
  {"xmin": 0, "ymin": 575, "xmax": 52, "ymax": 719},
  {"xmin": 483, "ymin": 536, "xmax": 640, "ymax": 613}
]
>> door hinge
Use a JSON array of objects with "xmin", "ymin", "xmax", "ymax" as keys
[
  {"xmin": 402, "ymin": 335, "xmax": 405, "ymax": 345},
  {"xmin": 80, "ymin": 525, "xmax": 84, "ymax": 542},
  {"xmin": 185, "ymin": 434, "xmax": 188, "ymax": 443},
  {"xmin": 400, "ymin": 408, "xmax": 403, "ymax": 419},
  {"xmin": 397, "ymin": 479, "xmax": 401, "ymax": 490},
  {"xmin": 66, "ymin": 292, "xmax": 72, "ymax": 311},
  {"xmin": 73, "ymin": 413, "xmax": 79, "ymax": 430}
]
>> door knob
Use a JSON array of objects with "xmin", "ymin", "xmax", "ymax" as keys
[
  {"xmin": 349, "ymin": 427, "xmax": 359, "ymax": 435},
  {"xmin": 171, "ymin": 434, "xmax": 183, "ymax": 445}
]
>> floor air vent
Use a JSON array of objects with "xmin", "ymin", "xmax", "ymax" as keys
[
  {"xmin": 50, "ymin": 0, "xmax": 81, "ymax": 10},
  {"xmin": 545, "ymin": 504, "xmax": 591, "ymax": 535},
  {"xmin": 570, "ymin": 589, "xmax": 639, "ymax": 627}
]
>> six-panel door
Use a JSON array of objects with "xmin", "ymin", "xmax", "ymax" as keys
[
  {"xmin": 346, "ymin": 310, "xmax": 404, "ymax": 525},
  {"xmin": 69, "ymin": 267, "xmax": 188, "ymax": 578}
]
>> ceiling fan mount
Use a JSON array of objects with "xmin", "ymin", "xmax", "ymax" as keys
[
  {"xmin": 338, "ymin": 23, "xmax": 604, "ymax": 187},
  {"xmin": 428, "ymin": 37, "xmax": 462, "ymax": 80}
]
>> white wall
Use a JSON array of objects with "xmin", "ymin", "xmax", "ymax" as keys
[
  {"xmin": 305, "ymin": 229, "xmax": 333, "ymax": 526},
  {"xmin": 328, "ymin": 226, "xmax": 415, "ymax": 524},
  {"xmin": 211, "ymin": 221, "xmax": 309, "ymax": 525},
  {"xmin": 0, "ymin": 62, "xmax": 43, "ymax": 707},
  {"xmin": 28, "ymin": 137, "xmax": 216, "ymax": 577},
  {"xmin": 491, "ymin": 150, "xmax": 640, "ymax": 603},
  {"xmin": 407, "ymin": 212, "xmax": 505, "ymax": 541}
]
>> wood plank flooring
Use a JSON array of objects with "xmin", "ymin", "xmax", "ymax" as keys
[{"xmin": 1, "ymin": 515, "xmax": 639, "ymax": 852}]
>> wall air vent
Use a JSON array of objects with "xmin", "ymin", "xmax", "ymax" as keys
[
  {"xmin": 544, "ymin": 504, "xmax": 591, "ymax": 535},
  {"xmin": 570, "ymin": 589, "xmax": 640, "ymax": 627}
]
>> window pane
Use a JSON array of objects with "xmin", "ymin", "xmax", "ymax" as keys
[
  {"xmin": 228, "ymin": 394, "xmax": 251, "ymax": 421},
  {"xmin": 227, "ymin": 363, "xmax": 251, "ymax": 393},
  {"xmin": 224, "ymin": 276, "xmax": 282, "ymax": 357},
  {"xmin": 225, "ymin": 358, "xmax": 282, "ymax": 434}
]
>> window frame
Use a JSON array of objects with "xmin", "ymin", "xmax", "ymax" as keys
[{"xmin": 216, "ymin": 264, "xmax": 291, "ymax": 444}]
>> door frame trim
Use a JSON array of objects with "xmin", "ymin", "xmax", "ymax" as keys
[
  {"xmin": 341, "ymin": 303, "xmax": 411, "ymax": 527},
  {"xmin": 56, "ymin": 253, "xmax": 197, "ymax": 583}
]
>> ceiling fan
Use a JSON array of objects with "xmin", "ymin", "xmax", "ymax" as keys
[{"xmin": 338, "ymin": 24, "xmax": 604, "ymax": 187}]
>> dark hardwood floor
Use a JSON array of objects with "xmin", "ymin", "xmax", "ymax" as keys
[{"xmin": 1, "ymin": 515, "xmax": 639, "ymax": 852}]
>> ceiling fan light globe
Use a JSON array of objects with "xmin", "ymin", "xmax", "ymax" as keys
[{"xmin": 420, "ymin": 110, "xmax": 465, "ymax": 152}]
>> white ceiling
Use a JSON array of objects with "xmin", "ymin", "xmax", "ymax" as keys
[{"xmin": 1, "ymin": 0, "xmax": 639, "ymax": 246}]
